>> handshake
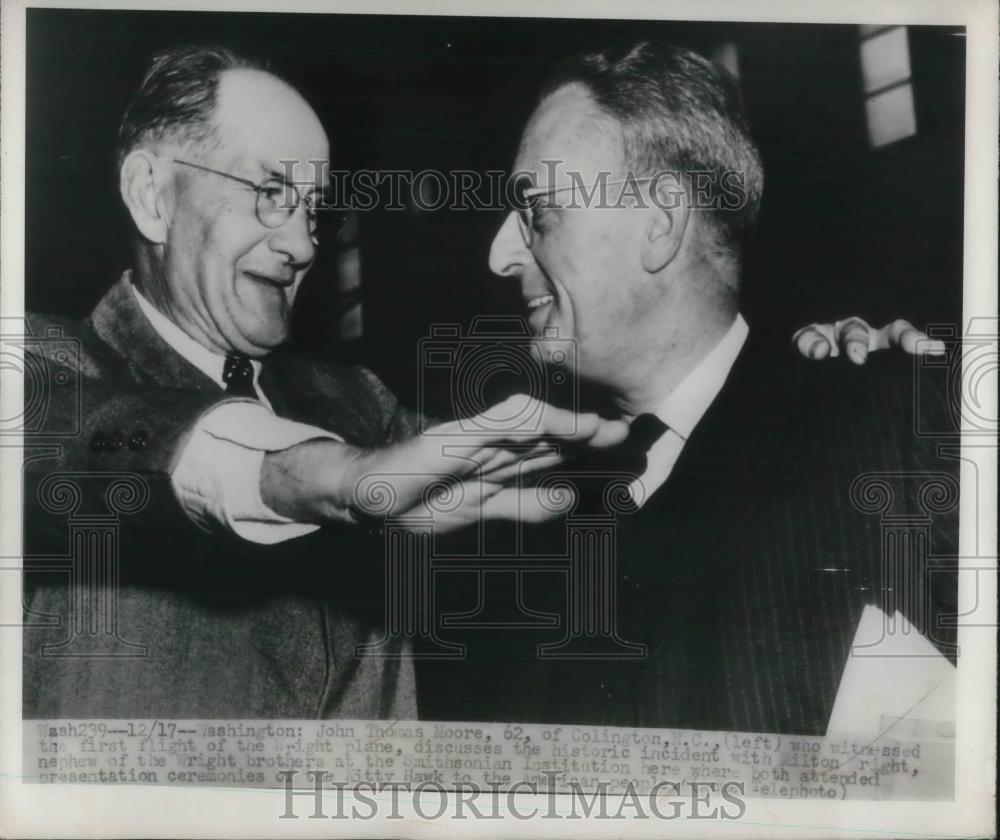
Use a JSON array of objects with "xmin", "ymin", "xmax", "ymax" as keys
[{"xmin": 261, "ymin": 394, "xmax": 628, "ymax": 534}]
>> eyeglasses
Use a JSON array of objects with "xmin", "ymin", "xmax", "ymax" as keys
[
  {"xmin": 512, "ymin": 175, "xmax": 660, "ymax": 247},
  {"xmin": 163, "ymin": 157, "xmax": 325, "ymax": 245}
]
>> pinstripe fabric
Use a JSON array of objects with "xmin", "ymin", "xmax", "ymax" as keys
[
  {"xmin": 635, "ymin": 337, "xmax": 958, "ymax": 734},
  {"xmin": 418, "ymin": 333, "xmax": 958, "ymax": 733}
]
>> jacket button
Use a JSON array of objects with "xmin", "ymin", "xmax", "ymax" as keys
[{"xmin": 128, "ymin": 430, "xmax": 149, "ymax": 451}]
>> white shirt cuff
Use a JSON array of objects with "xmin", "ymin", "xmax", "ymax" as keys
[{"xmin": 171, "ymin": 400, "xmax": 351, "ymax": 544}]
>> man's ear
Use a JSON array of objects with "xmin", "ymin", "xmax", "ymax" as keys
[
  {"xmin": 640, "ymin": 175, "xmax": 690, "ymax": 274},
  {"xmin": 119, "ymin": 150, "xmax": 170, "ymax": 244}
]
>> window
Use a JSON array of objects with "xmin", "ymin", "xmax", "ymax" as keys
[{"xmin": 859, "ymin": 25, "xmax": 916, "ymax": 147}]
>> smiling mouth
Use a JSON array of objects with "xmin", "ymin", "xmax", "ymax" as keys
[
  {"xmin": 244, "ymin": 270, "xmax": 294, "ymax": 289},
  {"xmin": 525, "ymin": 294, "xmax": 554, "ymax": 310}
]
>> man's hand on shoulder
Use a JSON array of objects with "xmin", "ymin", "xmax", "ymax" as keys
[{"xmin": 793, "ymin": 317, "xmax": 946, "ymax": 364}]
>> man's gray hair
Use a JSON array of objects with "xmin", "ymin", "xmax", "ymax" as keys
[
  {"xmin": 116, "ymin": 44, "xmax": 266, "ymax": 169},
  {"xmin": 539, "ymin": 41, "xmax": 764, "ymax": 251}
]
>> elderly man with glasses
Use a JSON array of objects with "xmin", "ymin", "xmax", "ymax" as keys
[{"xmin": 22, "ymin": 45, "xmax": 634, "ymax": 720}]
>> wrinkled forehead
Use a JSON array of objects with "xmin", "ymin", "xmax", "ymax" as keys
[
  {"xmin": 513, "ymin": 83, "xmax": 625, "ymax": 189},
  {"xmin": 211, "ymin": 68, "xmax": 330, "ymax": 186}
]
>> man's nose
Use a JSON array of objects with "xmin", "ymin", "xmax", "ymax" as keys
[
  {"xmin": 488, "ymin": 211, "xmax": 531, "ymax": 277},
  {"xmin": 268, "ymin": 203, "xmax": 316, "ymax": 267}
]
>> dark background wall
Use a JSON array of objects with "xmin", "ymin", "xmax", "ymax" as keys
[{"xmin": 25, "ymin": 9, "xmax": 965, "ymax": 411}]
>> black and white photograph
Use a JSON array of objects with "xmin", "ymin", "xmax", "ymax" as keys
[{"xmin": 1, "ymin": 0, "xmax": 995, "ymax": 836}]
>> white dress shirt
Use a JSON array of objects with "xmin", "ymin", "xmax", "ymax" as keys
[
  {"xmin": 132, "ymin": 284, "xmax": 349, "ymax": 544},
  {"xmin": 628, "ymin": 314, "xmax": 749, "ymax": 508}
]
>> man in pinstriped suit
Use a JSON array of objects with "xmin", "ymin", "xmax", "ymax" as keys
[{"xmin": 473, "ymin": 40, "xmax": 958, "ymax": 733}]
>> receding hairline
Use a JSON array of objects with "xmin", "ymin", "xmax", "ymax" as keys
[
  {"xmin": 216, "ymin": 66, "xmax": 316, "ymax": 110},
  {"xmin": 121, "ymin": 65, "xmax": 327, "ymax": 166},
  {"xmin": 518, "ymin": 81, "xmax": 628, "ymax": 175},
  {"xmin": 209, "ymin": 67, "xmax": 327, "ymax": 147}
]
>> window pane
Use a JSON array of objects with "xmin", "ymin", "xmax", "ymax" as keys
[
  {"xmin": 711, "ymin": 42, "xmax": 740, "ymax": 80},
  {"xmin": 866, "ymin": 82, "xmax": 917, "ymax": 147},
  {"xmin": 860, "ymin": 27, "xmax": 911, "ymax": 93}
]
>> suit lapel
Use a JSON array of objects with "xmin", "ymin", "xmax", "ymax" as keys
[
  {"xmin": 257, "ymin": 362, "xmax": 292, "ymax": 416},
  {"xmin": 629, "ymin": 339, "xmax": 820, "ymax": 730},
  {"xmin": 87, "ymin": 273, "xmax": 221, "ymax": 393},
  {"xmin": 620, "ymin": 334, "xmax": 808, "ymax": 633},
  {"xmin": 85, "ymin": 274, "xmax": 389, "ymax": 445},
  {"xmin": 87, "ymin": 273, "xmax": 296, "ymax": 412}
]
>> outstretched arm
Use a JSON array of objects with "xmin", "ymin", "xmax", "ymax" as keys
[{"xmin": 262, "ymin": 395, "xmax": 628, "ymax": 533}]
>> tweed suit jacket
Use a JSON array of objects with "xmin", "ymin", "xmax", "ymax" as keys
[
  {"xmin": 23, "ymin": 274, "xmax": 419, "ymax": 719},
  {"xmin": 417, "ymin": 331, "xmax": 959, "ymax": 734}
]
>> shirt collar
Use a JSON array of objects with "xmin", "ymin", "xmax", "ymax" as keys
[
  {"xmin": 652, "ymin": 314, "xmax": 748, "ymax": 440},
  {"xmin": 130, "ymin": 277, "xmax": 262, "ymax": 393}
]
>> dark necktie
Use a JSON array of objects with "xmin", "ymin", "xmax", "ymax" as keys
[
  {"xmin": 620, "ymin": 413, "xmax": 670, "ymax": 476},
  {"xmin": 222, "ymin": 352, "xmax": 258, "ymax": 398},
  {"xmin": 572, "ymin": 413, "xmax": 669, "ymax": 516}
]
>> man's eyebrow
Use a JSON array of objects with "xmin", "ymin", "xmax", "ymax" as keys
[{"xmin": 257, "ymin": 162, "xmax": 327, "ymax": 189}]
